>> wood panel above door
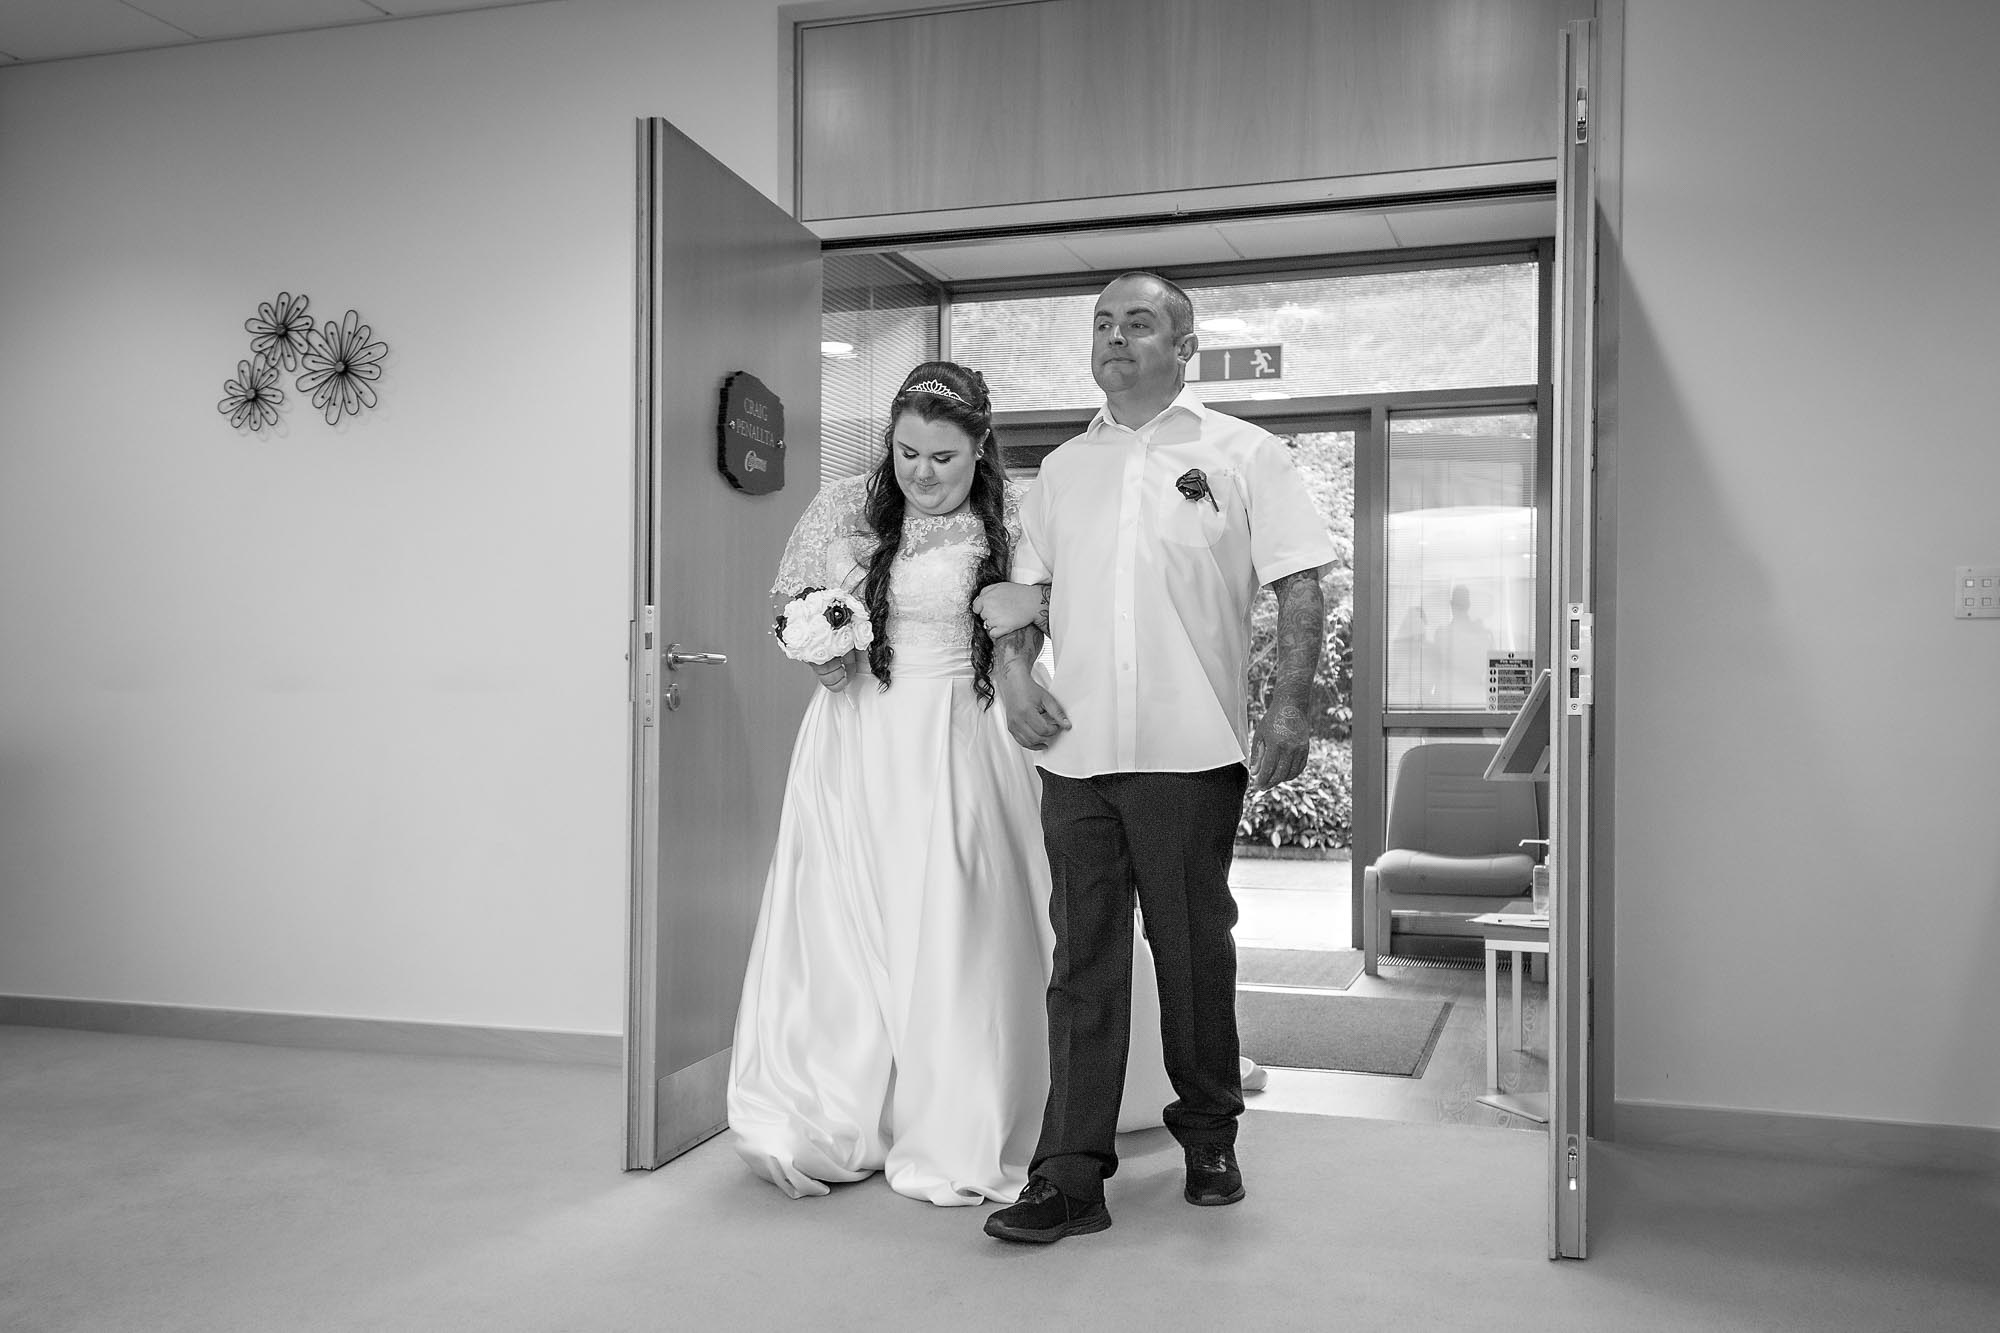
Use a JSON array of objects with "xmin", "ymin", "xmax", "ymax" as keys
[{"xmin": 796, "ymin": 0, "xmax": 1592, "ymax": 228}]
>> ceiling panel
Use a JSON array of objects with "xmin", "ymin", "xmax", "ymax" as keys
[
  {"xmin": 1382, "ymin": 198, "xmax": 1556, "ymax": 248},
  {"xmin": 885, "ymin": 193, "xmax": 1559, "ymax": 285},
  {"xmin": 0, "ymin": 0, "xmax": 524, "ymax": 64},
  {"xmin": 0, "ymin": 0, "xmax": 189, "ymax": 60},
  {"xmin": 900, "ymin": 238, "xmax": 1088, "ymax": 283},
  {"xmin": 1057, "ymin": 224, "xmax": 1241, "ymax": 272},
  {"xmin": 126, "ymin": 1, "xmax": 385, "ymax": 39},
  {"xmin": 369, "ymin": 1, "xmax": 513, "ymax": 14},
  {"xmin": 1221, "ymin": 211, "xmax": 1402, "ymax": 260}
]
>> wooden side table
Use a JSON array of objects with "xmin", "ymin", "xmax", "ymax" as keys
[{"xmin": 1471, "ymin": 900, "xmax": 1549, "ymax": 1124}]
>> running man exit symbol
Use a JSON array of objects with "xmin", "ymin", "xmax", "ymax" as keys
[{"xmin": 1189, "ymin": 344, "xmax": 1283, "ymax": 382}]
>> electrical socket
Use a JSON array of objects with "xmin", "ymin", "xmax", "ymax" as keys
[{"xmin": 1953, "ymin": 566, "xmax": 2000, "ymax": 619}]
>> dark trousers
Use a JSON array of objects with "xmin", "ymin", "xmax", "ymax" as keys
[{"xmin": 1031, "ymin": 764, "xmax": 1249, "ymax": 1203}]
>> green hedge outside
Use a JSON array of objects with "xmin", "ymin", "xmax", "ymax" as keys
[{"xmin": 1236, "ymin": 738, "xmax": 1353, "ymax": 850}]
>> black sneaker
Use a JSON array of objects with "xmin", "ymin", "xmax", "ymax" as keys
[
  {"xmin": 983, "ymin": 1176, "xmax": 1112, "ymax": 1244},
  {"xmin": 1183, "ymin": 1144, "xmax": 1245, "ymax": 1206}
]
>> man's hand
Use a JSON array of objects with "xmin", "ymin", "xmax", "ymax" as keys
[
  {"xmin": 1251, "ymin": 567, "xmax": 1326, "ymax": 790},
  {"xmin": 810, "ymin": 650, "xmax": 856, "ymax": 694},
  {"xmin": 998, "ymin": 669, "xmax": 1070, "ymax": 750},
  {"xmin": 974, "ymin": 582, "xmax": 1047, "ymax": 639},
  {"xmin": 1249, "ymin": 702, "xmax": 1311, "ymax": 789},
  {"xmin": 993, "ymin": 631, "xmax": 1069, "ymax": 750}
]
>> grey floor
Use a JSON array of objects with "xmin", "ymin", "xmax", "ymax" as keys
[{"xmin": 4, "ymin": 1025, "xmax": 1995, "ymax": 1331}]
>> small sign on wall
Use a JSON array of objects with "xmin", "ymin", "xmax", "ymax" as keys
[
  {"xmin": 1185, "ymin": 344, "xmax": 1283, "ymax": 383},
  {"xmin": 717, "ymin": 371, "xmax": 786, "ymax": 494}
]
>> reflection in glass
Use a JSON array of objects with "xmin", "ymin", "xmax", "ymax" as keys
[{"xmin": 1385, "ymin": 412, "xmax": 1538, "ymax": 712}]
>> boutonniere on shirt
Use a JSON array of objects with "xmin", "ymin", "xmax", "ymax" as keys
[{"xmin": 1175, "ymin": 468, "xmax": 1219, "ymax": 511}]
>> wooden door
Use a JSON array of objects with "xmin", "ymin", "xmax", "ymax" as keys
[{"xmin": 625, "ymin": 118, "xmax": 821, "ymax": 1169}]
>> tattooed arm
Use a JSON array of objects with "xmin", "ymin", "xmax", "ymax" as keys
[
  {"xmin": 992, "ymin": 623, "xmax": 1071, "ymax": 751},
  {"xmin": 1249, "ymin": 568, "xmax": 1325, "ymax": 789}
]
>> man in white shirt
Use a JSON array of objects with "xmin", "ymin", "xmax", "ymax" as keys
[{"xmin": 976, "ymin": 272, "xmax": 1334, "ymax": 1244}]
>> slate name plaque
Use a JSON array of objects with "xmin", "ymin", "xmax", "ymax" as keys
[{"xmin": 717, "ymin": 371, "xmax": 785, "ymax": 494}]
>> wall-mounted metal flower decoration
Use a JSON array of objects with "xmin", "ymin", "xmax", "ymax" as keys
[
  {"xmin": 218, "ymin": 353, "xmax": 284, "ymax": 431},
  {"xmin": 297, "ymin": 308, "xmax": 389, "ymax": 425},
  {"xmin": 246, "ymin": 291, "xmax": 314, "ymax": 372}
]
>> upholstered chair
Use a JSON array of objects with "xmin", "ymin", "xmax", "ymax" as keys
[{"xmin": 1361, "ymin": 742, "xmax": 1543, "ymax": 974}]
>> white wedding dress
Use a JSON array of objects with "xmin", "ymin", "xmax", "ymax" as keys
[{"xmin": 726, "ymin": 476, "xmax": 1185, "ymax": 1205}]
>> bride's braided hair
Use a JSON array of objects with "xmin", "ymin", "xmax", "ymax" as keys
[{"xmin": 860, "ymin": 361, "xmax": 1011, "ymax": 706}]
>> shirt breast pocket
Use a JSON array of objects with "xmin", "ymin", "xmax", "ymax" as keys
[{"xmin": 1155, "ymin": 469, "xmax": 1237, "ymax": 548}]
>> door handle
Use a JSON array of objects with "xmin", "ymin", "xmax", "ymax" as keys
[{"xmin": 663, "ymin": 644, "xmax": 728, "ymax": 670}]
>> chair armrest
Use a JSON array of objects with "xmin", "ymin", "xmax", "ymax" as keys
[{"xmin": 1361, "ymin": 864, "xmax": 1382, "ymax": 976}]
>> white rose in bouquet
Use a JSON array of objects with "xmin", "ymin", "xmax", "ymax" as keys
[{"xmin": 774, "ymin": 587, "xmax": 874, "ymax": 664}]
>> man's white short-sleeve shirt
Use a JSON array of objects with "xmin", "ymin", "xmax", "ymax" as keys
[{"xmin": 1012, "ymin": 388, "xmax": 1336, "ymax": 779}]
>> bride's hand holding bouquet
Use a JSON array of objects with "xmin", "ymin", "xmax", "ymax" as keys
[{"xmin": 773, "ymin": 587, "xmax": 875, "ymax": 693}]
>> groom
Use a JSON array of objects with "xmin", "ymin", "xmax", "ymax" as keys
[{"xmin": 976, "ymin": 272, "xmax": 1333, "ymax": 1243}]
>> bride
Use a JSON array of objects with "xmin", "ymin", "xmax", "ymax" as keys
[{"xmin": 727, "ymin": 361, "xmax": 1257, "ymax": 1206}]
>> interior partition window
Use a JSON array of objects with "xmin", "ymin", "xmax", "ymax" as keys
[
  {"xmin": 1385, "ymin": 410, "xmax": 1540, "ymax": 714},
  {"xmin": 820, "ymin": 254, "xmax": 941, "ymax": 482}
]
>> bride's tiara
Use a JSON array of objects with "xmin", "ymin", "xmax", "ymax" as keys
[{"xmin": 903, "ymin": 378, "xmax": 967, "ymax": 405}]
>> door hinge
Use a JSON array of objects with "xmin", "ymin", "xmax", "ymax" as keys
[{"xmin": 1565, "ymin": 604, "xmax": 1594, "ymax": 714}]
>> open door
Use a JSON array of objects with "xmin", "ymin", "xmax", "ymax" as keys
[
  {"xmin": 1548, "ymin": 18, "xmax": 1599, "ymax": 1257},
  {"xmin": 625, "ymin": 118, "xmax": 822, "ymax": 1169}
]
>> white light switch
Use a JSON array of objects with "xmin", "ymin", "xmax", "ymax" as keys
[{"xmin": 1954, "ymin": 566, "xmax": 2000, "ymax": 619}]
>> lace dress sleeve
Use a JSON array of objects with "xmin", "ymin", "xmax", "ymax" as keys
[
  {"xmin": 772, "ymin": 474, "xmax": 873, "ymax": 600},
  {"xmin": 1002, "ymin": 478, "xmax": 1028, "ymax": 565}
]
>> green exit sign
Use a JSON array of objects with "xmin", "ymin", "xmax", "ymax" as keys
[{"xmin": 1189, "ymin": 344, "xmax": 1282, "ymax": 382}]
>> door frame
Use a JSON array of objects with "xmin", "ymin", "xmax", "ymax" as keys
[
  {"xmin": 1547, "ymin": 14, "xmax": 1605, "ymax": 1258},
  {"xmin": 624, "ymin": 118, "xmax": 665, "ymax": 1170},
  {"xmin": 795, "ymin": 74, "xmax": 1627, "ymax": 1247}
]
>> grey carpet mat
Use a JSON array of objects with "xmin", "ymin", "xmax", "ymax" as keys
[
  {"xmin": 1234, "ymin": 992, "xmax": 1452, "ymax": 1077},
  {"xmin": 1236, "ymin": 947, "xmax": 1364, "ymax": 990}
]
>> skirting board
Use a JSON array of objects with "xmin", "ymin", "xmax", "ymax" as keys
[
  {"xmin": 1615, "ymin": 1099, "xmax": 2000, "ymax": 1175},
  {"xmin": 0, "ymin": 994, "xmax": 621, "ymax": 1068}
]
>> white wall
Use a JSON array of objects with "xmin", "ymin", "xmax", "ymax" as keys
[
  {"xmin": 7, "ymin": 0, "xmax": 1996, "ymax": 1137},
  {"xmin": 0, "ymin": 0, "xmax": 796, "ymax": 1034},
  {"xmin": 1614, "ymin": 0, "xmax": 2000, "ymax": 1129}
]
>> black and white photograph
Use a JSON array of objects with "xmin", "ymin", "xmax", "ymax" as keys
[{"xmin": 1, "ymin": 1, "xmax": 1994, "ymax": 1329}]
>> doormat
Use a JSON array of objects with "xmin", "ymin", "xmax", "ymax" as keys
[
  {"xmin": 1234, "ymin": 993, "xmax": 1452, "ymax": 1077},
  {"xmin": 1236, "ymin": 947, "xmax": 1364, "ymax": 991}
]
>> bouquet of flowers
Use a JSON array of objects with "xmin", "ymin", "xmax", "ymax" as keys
[{"xmin": 773, "ymin": 586, "xmax": 874, "ymax": 663}]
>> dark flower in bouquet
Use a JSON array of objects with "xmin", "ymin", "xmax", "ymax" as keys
[{"xmin": 772, "ymin": 586, "xmax": 824, "ymax": 641}]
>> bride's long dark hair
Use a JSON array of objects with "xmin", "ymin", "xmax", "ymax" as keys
[{"xmin": 861, "ymin": 361, "xmax": 1010, "ymax": 706}]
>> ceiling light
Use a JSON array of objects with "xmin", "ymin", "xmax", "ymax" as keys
[
  {"xmin": 1248, "ymin": 390, "xmax": 1291, "ymax": 400},
  {"xmin": 1199, "ymin": 317, "xmax": 1247, "ymax": 333},
  {"xmin": 820, "ymin": 341, "xmax": 855, "ymax": 357}
]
